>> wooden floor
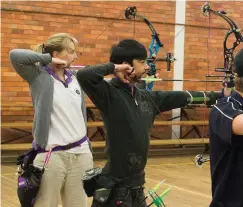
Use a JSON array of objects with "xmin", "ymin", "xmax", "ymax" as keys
[{"xmin": 1, "ymin": 156, "xmax": 211, "ymax": 207}]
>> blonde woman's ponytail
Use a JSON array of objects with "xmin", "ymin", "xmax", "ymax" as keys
[{"xmin": 34, "ymin": 43, "xmax": 44, "ymax": 53}]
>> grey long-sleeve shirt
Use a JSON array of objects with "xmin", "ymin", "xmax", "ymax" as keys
[{"xmin": 9, "ymin": 49, "xmax": 87, "ymax": 148}]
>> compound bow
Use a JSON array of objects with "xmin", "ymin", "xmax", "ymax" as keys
[
  {"xmin": 202, "ymin": 2, "xmax": 243, "ymax": 88},
  {"xmin": 195, "ymin": 2, "xmax": 243, "ymax": 166},
  {"xmin": 125, "ymin": 6, "xmax": 176, "ymax": 90}
]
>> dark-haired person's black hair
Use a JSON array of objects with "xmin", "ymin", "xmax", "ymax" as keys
[
  {"xmin": 234, "ymin": 48, "xmax": 243, "ymax": 77},
  {"xmin": 110, "ymin": 39, "xmax": 147, "ymax": 66}
]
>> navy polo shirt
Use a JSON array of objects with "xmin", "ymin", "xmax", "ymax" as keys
[{"xmin": 209, "ymin": 91, "xmax": 243, "ymax": 207}]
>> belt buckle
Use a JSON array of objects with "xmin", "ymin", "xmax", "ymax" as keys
[
  {"xmin": 117, "ymin": 187, "xmax": 129, "ymax": 199},
  {"xmin": 63, "ymin": 143, "xmax": 73, "ymax": 150}
]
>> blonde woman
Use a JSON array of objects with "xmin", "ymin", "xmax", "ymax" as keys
[{"xmin": 10, "ymin": 33, "xmax": 93, "ymax": 207}]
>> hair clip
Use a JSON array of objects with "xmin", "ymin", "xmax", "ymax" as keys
[{"xmin": 42, "ymin": 43, "xmax": 45, "ymax": 53}]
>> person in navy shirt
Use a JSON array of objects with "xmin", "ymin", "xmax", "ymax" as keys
[{"xmin": 209, "ymin": 49, "xmax": 243, "ymax": 207}]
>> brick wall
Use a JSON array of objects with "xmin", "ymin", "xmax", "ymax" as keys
[{"xmin": 1, "ymin": 1, "xmax": 243, "ymax": 142}]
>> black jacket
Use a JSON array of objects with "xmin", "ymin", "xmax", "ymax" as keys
[
  {"xmin": 77, "ymin": 62, "xmax": 218, "ymax": 186},
  {"xmin": 209, "ymin": 91, "xmax": 243, "ymax": 207}
]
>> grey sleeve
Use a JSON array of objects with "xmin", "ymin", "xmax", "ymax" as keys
[{"xmin": 9, "ymin": 49, "xmax": 52, "ymax": 83}]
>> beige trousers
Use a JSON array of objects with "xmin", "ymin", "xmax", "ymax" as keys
[{"xmin": 33, "ymin": 151, "xmax": 93, "ymax": 207}]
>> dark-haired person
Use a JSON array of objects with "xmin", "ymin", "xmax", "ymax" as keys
[
  {"xmin": 77, "ymin": 39, "xmax": 219, "ymax": 207},
  {"xmin": 209, "ymin": 49, "xmax": 243, "ymax": 207}
]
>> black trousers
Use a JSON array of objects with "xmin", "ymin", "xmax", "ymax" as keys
[{"xmin": 91, "ymin": 187, "xmax": 147, "ymax": 207}]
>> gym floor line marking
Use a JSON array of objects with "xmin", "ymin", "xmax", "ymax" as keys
[
  {"xmin": 146, "ymin": 177, "xmax": 211, "ymax": 199},
  {"xmin": 1, "ymin": 175, "xmax": 17, "ymax": 184}
]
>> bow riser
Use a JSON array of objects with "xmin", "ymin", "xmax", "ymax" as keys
[{"xmin": 202, "ymin": 2, "xmax": 243, "ymax": 80}]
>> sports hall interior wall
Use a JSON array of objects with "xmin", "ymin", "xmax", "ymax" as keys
[{"xmin": 1, "ymin": 1, "xmax": 243, "ymax": 144}]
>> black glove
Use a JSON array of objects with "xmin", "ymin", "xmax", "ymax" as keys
[{"xmin": 205, "ymin": 91, "xmax": 221, "ymax": 106}]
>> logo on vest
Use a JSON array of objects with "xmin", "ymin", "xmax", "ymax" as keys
[
  {"xmin": 74, "ymin": 88, "xmax": 81, "ymax": 95},
  {"xmin": 128, "ymin": 153, "xmax": 142, "ymax": 169}
]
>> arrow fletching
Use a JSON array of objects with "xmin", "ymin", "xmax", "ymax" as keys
[{"xmin": 160, "ymin": 186, "xmax": 172, "ymax": 199}]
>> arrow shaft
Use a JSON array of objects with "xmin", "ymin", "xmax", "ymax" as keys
[{"xmin": 142, "ymin": 78, "xmax": 222, "ymax": 83}]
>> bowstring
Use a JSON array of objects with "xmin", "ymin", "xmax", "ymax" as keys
[{"xmin": 200, "ymin": 10, "xmax": 212, "ymax": 162}]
